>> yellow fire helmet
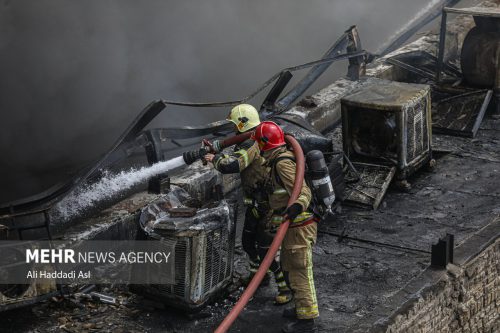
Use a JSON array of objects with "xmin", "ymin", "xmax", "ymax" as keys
[{"xmin": 227, "ymin": 104, "xmax": 261, "ymax": 133}]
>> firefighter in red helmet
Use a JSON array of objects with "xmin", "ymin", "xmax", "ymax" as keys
[
  {"xmin": 252, "ymin": 121, "xmax": 319, "ymax": 333},
  {"xmin": 203, "ymin": 105, "xmax": 292, "ymax": 305}
]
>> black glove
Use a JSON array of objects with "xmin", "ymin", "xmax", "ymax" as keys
[{"xmin": 283, "ymin": 203, "xmax": 303, "ymax": 221}]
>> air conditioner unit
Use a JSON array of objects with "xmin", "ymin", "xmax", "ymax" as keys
[
  {"xmin": 132, "ymin": 191, "xmax": 236, "ymax": 311},
  {"xmin": 341, "ymin": 78, "xmax": 433, "ymax": 208}
]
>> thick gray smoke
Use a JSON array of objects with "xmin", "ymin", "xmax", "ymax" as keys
[{"xmin": 0, "ymin": 0, "xmax": 434, "ymax": 203}]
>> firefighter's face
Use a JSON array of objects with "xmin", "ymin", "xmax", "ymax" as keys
[
  {"xmin": 257, "ymin": 139, "xmax": 266, "ymax": 152},
  {"xmin": 260, "ymin": 147, "xmax": 272, "ymax": 159}
]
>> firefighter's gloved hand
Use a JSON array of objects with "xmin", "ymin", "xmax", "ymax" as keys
[
  {"xmin": 212, "ymin": 140, "xmax": 223, "ymax": 153},
  {"xmin": 202, "ymin": 139, "xmax": 222, "ymax": 153},
  {"xmin": 283, "ymin": 203, "xmax": 303, "ymax": 221}
]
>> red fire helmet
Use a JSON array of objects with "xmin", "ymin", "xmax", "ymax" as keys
[{"xmin": 251, "ymin": 121, "xmax": 285, "ymax": 151}]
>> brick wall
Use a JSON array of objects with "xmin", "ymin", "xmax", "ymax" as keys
[{"xmin": 383, "ymin": 239, "xmax": 499, "ymax": 333}]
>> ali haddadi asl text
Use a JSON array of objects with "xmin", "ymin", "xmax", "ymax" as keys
[{"xmin": 26, "ymin": 270, "xmax": 91, "ymax": 279}]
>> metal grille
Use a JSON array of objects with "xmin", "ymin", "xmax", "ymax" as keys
[
  {"xmin": 431, "ymin": 89, "xmax": 492, "ymax": 138},
  {"xmin": 344, "ymin": 163, "xmax": 395, "ymax": 210},
  {"xmin": 404, "ymin": 95, "xmax": 429, "ymax": 163},
  {"xmin": 140, "ymin": 236, "xmax": 191, "ymax": 299},
  {"xmin": 138, "ymin": 221, "xmax": 235, "ymax": 308},
  {"xmin": 173, "ymin": 238, "xmax": 190, "ymax": 298},
  {"xmin": 203, "ymin": 227, "xmax": 233, "ymax": 297}
]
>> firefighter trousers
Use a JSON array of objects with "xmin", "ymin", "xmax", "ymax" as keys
[
  {"xmin": 281, "ymin": 222, "xmax": 319, "ymax": 319},
  {"xmin": 242, "ymin": 207, "xmax": 290, "ymax": 292},
  {"xmin": 242, "ymin": 207, "xmax": 260, "ymax": 263},
  {"xmin": 242, "ymin": 207, "xmax": 282, "ymax": 277}
]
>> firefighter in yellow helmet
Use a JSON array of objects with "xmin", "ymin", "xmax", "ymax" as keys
[
  {"xmin": 203, "ymin": 104, "xmax": 293, "ymax": 305},
  {"xmin": 252, "ymin": 121, "xmax": 319, "ymax": 333}
]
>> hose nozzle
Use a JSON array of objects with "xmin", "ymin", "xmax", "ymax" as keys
[{"xmin": 183, "ymin": 147, "xmax": 209, "ymax": 165}]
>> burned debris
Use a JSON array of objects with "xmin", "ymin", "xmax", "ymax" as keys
[
  {"xmin": 341, "ymin": 79, "xmax": 434, "ymax": 207},
  {"xmin": 387, "ymin": 7, "xmax": 500, "ymax": 138},
  {"xmin": 133, "ymin": 187, "xmax": 237, "ymax": 311}
]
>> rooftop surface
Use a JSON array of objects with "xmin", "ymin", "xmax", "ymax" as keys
[
  {"xmin": 1, "ymin": 111, "xmax": 498, "ymax": 333},
  {"xmin": 225, "ymin": 111, "xmax": 500, "ymax": 333}
]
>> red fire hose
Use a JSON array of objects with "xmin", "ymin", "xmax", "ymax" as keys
[
  {"xmin": 214, "ymin": 134, "xmax": 305, "ymax": 333},
  {"xmin": 220, "ymin": 131, "xmax": 252, "ymax": 148}
]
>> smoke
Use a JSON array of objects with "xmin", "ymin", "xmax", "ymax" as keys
[
  {"xmin": 0, "ymin": 0, "xmax": 434, "ymax": 203},
  {"xmin": 377, "ymin": 0, "xmax": 443, "ymax": 54}
]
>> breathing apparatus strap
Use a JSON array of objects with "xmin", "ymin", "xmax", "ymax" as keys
[
  {"xmin": 268, "ymin": 155, "xmax": 320, "ymax": 224},
  {"xmin": 270, "ymin": 156, "xmax": 296, "ymax": 189}
]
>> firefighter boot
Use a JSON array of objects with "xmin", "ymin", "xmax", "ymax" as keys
[
  {"xmin": 274, "ymin": 286, "xmax": 293, "ymax": 305},
  {"xmin": 282, "ymin": 307, "xmax": 296, "ymax": 319},
  {"xmin": 248, "ymin": 259, "xmax": 259, "ymax": 276},
  {"xmin": 274, "ymin": 270, "xmax": 293, "ymax": 305},
  {"xmin": 282, "ymin": 318, "xmax": 317, "ymax": 333}
]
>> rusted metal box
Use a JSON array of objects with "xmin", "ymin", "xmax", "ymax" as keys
[{"xmin": 341, "ymin": 79, "xmax": 432, "ymax": 181}]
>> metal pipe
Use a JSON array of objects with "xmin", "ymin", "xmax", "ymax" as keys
[
  {"xmin": 495, "ymin": 42, "xmax": 500, "ymax": 114},
  {"xmin": 436, "ymin": 9, "xmax": 448, "ymax": 83},
  {"xmin": 214, "ymin": 135, "xmax": 305, "ymax": 333}
]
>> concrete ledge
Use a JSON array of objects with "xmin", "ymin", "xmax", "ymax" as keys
[
  {"xmin": 368, "ymin": 218, "xmax": 500, "ymax": 333},
  {"xmin": 453, "ymin": 219, "xmax": 500, "ymax": 266},
  {"xmin": 58, "ymin": 192, "xmax": 160, "ymax": 242}
]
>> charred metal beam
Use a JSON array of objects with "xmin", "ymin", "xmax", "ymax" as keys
[
  {"xmin": 386, "ymin": 57, "xmax": 435, "ymax": 80},
  {"xmin": 260, "ymin": 70, "xmax": 293, "ymax": 118},
  {"xmin": 275, "ymin": 26, "xmax": 361, "ymax": 112},
  {"xmin": 495, "ymin": 42, "xmax": 500, "ymax": 114},
  {"xmin": 436, "ymin": 9, "xmax": 448, "ymax": 83},
  {"xmin": 389, "ymin": 50, "xmax": 461, "ymax": 80},
  {"xmin": 346, "ymin": 26, "xmax": 365, "ymax": 81}
]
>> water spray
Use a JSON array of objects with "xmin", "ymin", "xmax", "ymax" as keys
[
  {"xmin": 52, "ymin": 156, "xmax": 186, "ymax": 221},
  {"xmin": 55, "ymin": 131, "xmax": 252, "ymax": 222}
]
